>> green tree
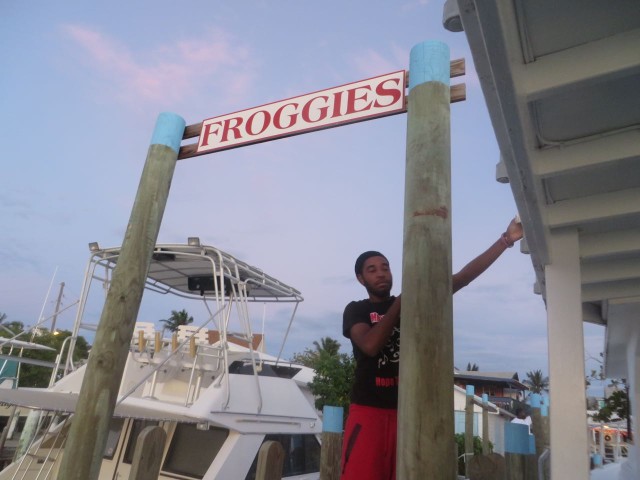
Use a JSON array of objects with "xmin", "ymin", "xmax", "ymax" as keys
[
  {"xmin": 455, "ymin": 434, "xmax": 492, "ymax": 475},
  {"xmin": 466, "ymin": 362, "xmax": 480, "ymax": 371},
  {"xmin": 291, "ymin": 336, "xmax": 341, "ymax": 368},
  {"xmin": 525, "ymin": 369, "xmax": 549, "ymax": 393},
  {"xmin": 592, "ymin": 389, "xmax": 629, "ymax": 423},
  {"xmin": 160, "ymin": 309, "xmax": 193, "ymax": 332},
  {"xmin": 0, "ymin": 318, "xmax": 90, "ymax": 388},
  {"xmin": 19, "ymin": 330, "xmax": 90, "ymax": 387},
  {"xmin": 292, "ymin": 337, "xmax": 355, "ymax": 415}
]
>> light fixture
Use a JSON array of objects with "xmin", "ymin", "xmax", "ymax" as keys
[
  {"xmin": 443, "ymin": 0, "xmax": 463, "ymax": 32},
  {"xmin": 188, "ymin": 237, "xmax": 201, "ymax": 247},
  {"xmin": 533, "ymin": 281, "xmax": 542, "ymax": 295},
  {"xmin": 88, "ymin": 242, "xmax": 100, "ymax": 252},
  {"xmin": 495, "ymin": 155, "xmax": 509, "ymax": 184}
]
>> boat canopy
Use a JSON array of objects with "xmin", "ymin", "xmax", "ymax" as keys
[{"xmin": 90, "ymin": 242, "xmax": 303, "ymax": 302}]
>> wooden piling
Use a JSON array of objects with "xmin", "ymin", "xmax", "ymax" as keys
[
  {"xmin": 529, "ymin": 394, "xmax": 544, "ymax": 479},
  {"xmin": 482, "ymin": 393, "xmax": 490, "ymax": 455},
  {"xmin": 255, "ymin": 441, "xmax": 285, "ymax": 480},
  {"xmin": 128, "ymin": 426, "xmax": 167, "ymax": 480},
  {"xmin": 56, "ymin": 112, "xmax": 185, "ymax": 480},
  {"xmin": 465, "ymin": 385, "xmax": 475, "ymax": 477},
  {"xmin": 398, "ymin": 40, "xmax": 454, "ymax": 479},
  {"xmin": 320, "ymin": 406, "xmax": 343, "ymax": 480}
]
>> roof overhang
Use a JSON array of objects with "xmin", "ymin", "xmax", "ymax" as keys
[{"xmin": 451, "ymin": 1, "xmax": 640, "ymax": 370}]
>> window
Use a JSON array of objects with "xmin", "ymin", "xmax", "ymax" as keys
[
  {"xmin": 161, "ymin": 423, "xmax": 229, "ymax": 479},
  {"xmin": 103, "ymin": 418, "xmax": 125, "ymax": 460},
  {"xmin": 245, "ymin": 434, "xmax": 321, "ymax": 479}
]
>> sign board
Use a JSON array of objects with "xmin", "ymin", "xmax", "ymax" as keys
[{"xmin": 196, "ymin": 70, "xmax": 406, "ymax": 154}]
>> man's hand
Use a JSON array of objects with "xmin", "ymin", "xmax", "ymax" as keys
[{"xmin": 505, "ymin": 216, "xmax": 524, "ymax": 244}]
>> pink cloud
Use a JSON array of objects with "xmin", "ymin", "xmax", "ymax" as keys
[{"xmin": 61, "ymin": 24, "xmax": 254, "ymax": 106}]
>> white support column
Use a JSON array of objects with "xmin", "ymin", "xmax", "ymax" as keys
[{"xmin": 545, "ymin": 229, "xmax": 590, "ymax": 479}]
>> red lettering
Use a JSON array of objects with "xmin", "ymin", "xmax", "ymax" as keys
[
  {"xmin": 331, "ymin": 91, "xmax": 343, "ymax": 118},
  {"xmin": 200, "ymin": 121, "xmax": 222, "ymax": 147},
  {"xmin": 274, "ymin": 103, "xmax": 299, "ymax": 129},
  {"xmin": 221, "ymin": 117, "xmax": 244, "ymax": 142},
  {"xmin": 302, "ymin": 95, "xmax": 330, "ymax": 123},
  {"xmin": 345, "ymin": 85, "xmax": 373, "ymax": 115},
  {"xmin": 374, "ymin": 78, "xmax": 402, "ymax": 108},
  {"xmin": 246, "ymin": 110, "xmax": 270, "ymax": 136}
]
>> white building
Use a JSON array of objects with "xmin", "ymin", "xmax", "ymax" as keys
[{"xmin": 442, "ymin": 1, "xmax": 640, "ymax": 478}]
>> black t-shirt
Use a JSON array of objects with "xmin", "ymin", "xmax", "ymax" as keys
[{"xmin": 343, "ymin": 296, "xmax": 400, "ymax": 409}]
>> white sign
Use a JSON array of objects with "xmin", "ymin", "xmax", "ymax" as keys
[{"xmin": 196, "ymin": 70, "xmax": 406, "ymax": 154}]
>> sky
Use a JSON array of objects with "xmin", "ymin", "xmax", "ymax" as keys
[{"xmin": 0, "ymin": 1, "xmax": 608, "ymax": 394}]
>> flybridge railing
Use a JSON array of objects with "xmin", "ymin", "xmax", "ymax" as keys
[{"xmin": 62, "ymin": 243, "xmax": 303, "ymax": 411}]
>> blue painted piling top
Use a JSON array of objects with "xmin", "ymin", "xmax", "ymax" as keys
[
  {"xmin": 150, "ymin": 112, "xmax": 186, "ymax": 153},
  {"xmin": 504, "ymin": 423, "xmax": 535, "ymax": 454},
  {"xmin": 531, "ymin": 393, "xmax": 542, "ymax": 408},
  {"xmin": 323, "ymin": 406, "xmax": 344, "ymax": 433},
  {"xmin": 409, "ymin": 40, "xmax": 450, "ymax": 91},
  {"xmin": 466, "ymin": 385, "xmax": 474, "ymax": 396},
  {"xmin": 482, "ymin": 393, "xmax": 488, "ymax": 404}
]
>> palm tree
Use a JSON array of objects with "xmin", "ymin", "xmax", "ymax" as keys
[
  {"xmin": 160, "ymin": 309, "xmax": 193, "ymax": 333},
  {"xmin": 525, "ymin": 369, "xmax": 549, "ymax": 393},
  {"xmin": 313, "ymin": 337, "xmax": 341, "ymax": 357}
]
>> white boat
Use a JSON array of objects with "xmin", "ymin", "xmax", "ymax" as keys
[{"xmin": 0, "ymin": 239, "xmax": 322, "ymax": 479}]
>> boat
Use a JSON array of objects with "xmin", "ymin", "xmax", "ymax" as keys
[{"xmin": 0, "ymin": 239, "xmax": 322, "ymax": 479}]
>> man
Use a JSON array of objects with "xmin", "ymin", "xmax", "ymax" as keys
[
  {"xmin": 511, "ymin": 407, "xmax": 532, "ymax": 433},
  {"xmin": 340, "ymin": 217, "xmax": 523, "ymax": 480}
]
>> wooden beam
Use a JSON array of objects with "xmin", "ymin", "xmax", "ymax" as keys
[
  {"xmin": 450, "ymin": 83, "xmax": 466, "ymax": 103},
  {"xmin": 547, "ymin": 189, "xmax": 640, "ymax": 228}
]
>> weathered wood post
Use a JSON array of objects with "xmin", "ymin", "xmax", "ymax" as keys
[
  {"xmin": 529, "ymin": 394, "xmax": 544, "ymax": 479},
  {"xmin": 14, "ymin": 411, "xmax": 40, "ymax": 459},
  {"xmin": 482, "ymin": 393, "xmax": 490, "ymax": 455},
  {"xmin": 465, "ymin": 385, "xmax": 475, "ymax": 476},
  {"xmin": 255, "ymin": 441, "xmax": 285, "ymax": 480},
  {"xmin": 57, "ymin": 112, "xmax": 185, "ymax": 480},
  {"xmin": 320, "ymin": 405, "xmax": 343, "ymax": 480},
  {"xmin": 398, "ymin": 40, "xmax": 453, "ymax": 479},
  {"xmin": 128, "ymin": 426, "xmax": 167, "ymax": 480},
  {"xmin": 530, "ymin": 394, "xmax": 544, "ymax": 455}
]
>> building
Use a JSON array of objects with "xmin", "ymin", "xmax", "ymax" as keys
[
  {"xmin": 454, "ymin": 370, "xmax": 529, "ymax": 412},
  {"xmin": 442, "ymin": 1, "xmax": 640, "ymax": 478}
]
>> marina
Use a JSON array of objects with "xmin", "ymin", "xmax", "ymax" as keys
[{"xmin": 0, "ymin": 241, "xmax": 321, "ymax": 479}]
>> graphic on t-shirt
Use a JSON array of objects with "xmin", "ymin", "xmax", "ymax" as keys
[{"xmin": 373, "ymin": 310, "xmax": 400, "ymax": 369}]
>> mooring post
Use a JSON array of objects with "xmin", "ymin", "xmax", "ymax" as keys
[
  {"xmin": 465, "ymin": 385, "xmax": 475, "ymax": 476},
  {"xmin": 56, "ymin": 112, "xmax": 185, "ymax": 480},
  {"xmin": 320, "ymin": 405, "xmax": 343, "ymax": 480},
  {"xmin": 128, "ymin": 426, "xmax": 167, "ymax": 480},
  {"xmin": 482, "ymin": 393, "xmax": 490, "ymax": 455},
  {"xmin": 398, "ymin": 40, "xmax": 453, "ymax": 479},
  {"xmin": 255, "ymin": 441, "xmax": 285, "ymax": 480}
]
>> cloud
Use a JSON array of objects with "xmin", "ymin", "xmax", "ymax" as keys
[
  {"xmin": 400, "ymin": 0, "xmax": 432, "ymax": 13},
  {"xmin": 352, "ymin": 49, "xmax": 400, "ymax": 79},
  {"xmin": 60, "ymin": 24, "xmax": 254, "ymax": 107}
]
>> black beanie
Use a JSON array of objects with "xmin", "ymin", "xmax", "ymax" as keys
[{"xmin": 354, "ymin": 251, "xmax": 388, "ymax": 275}]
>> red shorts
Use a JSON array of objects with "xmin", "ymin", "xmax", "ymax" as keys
[{"xmin": 340, "ymin": 404, "xmax": 397, "ymax": 480}]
